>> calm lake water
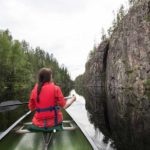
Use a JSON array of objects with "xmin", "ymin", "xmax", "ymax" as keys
[
  {"xmin": 67, "ymin": 89, "xmax": 115, "ymax": 150},
  {"xmin": 0, "ymin": 105, "xmax": 28, "ymax": 132},
  {"xmin": 72, "ymin": 87, "xmax": 150, "ymax": 150}
]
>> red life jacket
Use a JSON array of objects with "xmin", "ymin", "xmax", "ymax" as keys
[{"xmin": 28, "ymin": 82, "xmax": 66, "ymax": 128}]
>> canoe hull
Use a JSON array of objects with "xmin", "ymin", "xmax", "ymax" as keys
[{"xmin": 0, "ymin": 110, "xmax": 93, "ymax": 150}]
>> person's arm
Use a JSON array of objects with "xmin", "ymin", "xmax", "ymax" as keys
[
  {"xmin": 63, "ymin": 95, "xmax": 76, "ymax": 109},
  {"xmin": 55, "ymin": 86, "xmax": 76, "ymax": 109}
]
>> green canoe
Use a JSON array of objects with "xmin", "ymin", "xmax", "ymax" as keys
[{"xmin": 0, "ymin": 109, "xmax": 93, "ymax": 150}]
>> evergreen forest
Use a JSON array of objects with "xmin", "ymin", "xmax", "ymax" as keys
[{"xmin": 0, "ymin": 30, "xmax": 73, "ymax": 102}]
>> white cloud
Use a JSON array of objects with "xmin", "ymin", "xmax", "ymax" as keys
[{"xmin": 0, "ymin": 0, "xmax": 128, "ymax": 80}]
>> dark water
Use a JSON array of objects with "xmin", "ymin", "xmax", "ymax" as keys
[
  {"xmin": 67, "ymin": 89, "xmax": 114, "ymax": 150},
  {"xmin": 0, "ymin": 105, "xmax": 28, "ymax": 133},
  {"xmin": 74, "ymin": 87, "xmax": 150, "ymax": 150}
]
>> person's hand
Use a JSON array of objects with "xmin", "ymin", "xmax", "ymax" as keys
[{"xmin": 63, "ymin": 95, "xmax": 76, "ymax": 109}]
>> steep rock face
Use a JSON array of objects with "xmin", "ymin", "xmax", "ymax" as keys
[
  {"xmin": 106, "ymin": 0, "xmax": 150, "ymax": 90},
  {"xmin": 80, "ymin": 0, "xmax": 150, "ymax": 90},
  {"xmin": 84, "ymin": 40, "xmax": 109, "ymax": 87}
]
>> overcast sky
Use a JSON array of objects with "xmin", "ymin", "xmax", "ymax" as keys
[{"xmin": 0, "ymin": 0, "xmax": 128, "ymax": 80}]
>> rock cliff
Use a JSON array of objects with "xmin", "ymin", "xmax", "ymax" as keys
[
  {"xmin": 106, "ymin": 0, "xmax": 150, "ymax": 90},
  {"xmin": 83, "ymin": 40, "xmax": 109, "ymax": 87},
  {"xmin": 77, "ymin": 0, "xmax": 150, "ymax": 91}
]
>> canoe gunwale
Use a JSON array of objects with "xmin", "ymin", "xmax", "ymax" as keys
[
  {"xmin": 66, "ymin": 109, "xmax": 99, "ymax": 150},
  {"xmin": 0, "ymin": 111, "xmax": 31, "ymax": 141}
]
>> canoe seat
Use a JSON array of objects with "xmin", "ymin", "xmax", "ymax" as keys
[
  {"xmin": 28, "ymin": 124, "xmax": 63, "ymax": 132},
  {"xmin": 16, "ymin": 120, "xmax": 77, "ymax": 134}
]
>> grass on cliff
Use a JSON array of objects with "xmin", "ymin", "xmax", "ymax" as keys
[{"xmin": 143, "ymin": 79, "xmax": 150, "ymax": 89}]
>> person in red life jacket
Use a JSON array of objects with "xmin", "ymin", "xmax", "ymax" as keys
[{"xmin": 28, "ymin": 67, "xmax": 76, "ymax": 128}]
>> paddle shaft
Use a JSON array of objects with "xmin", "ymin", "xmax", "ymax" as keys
[
  {"xmin": 1, "ymin": 101, "xmax": 29, "ymax": 107},
  {"xmin": 0, "ymin": 96, "xmax": 72, "ymax": 108}
]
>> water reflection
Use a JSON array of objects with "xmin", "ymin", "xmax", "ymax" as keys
[
  {"xmin": 0, "ymin": 105, "xmax": 28, "ymax": 132},
  {"xmin": 107, "ymin": 88, "xmax": 150, "ymax": 150},
  {"xmin": 75, "ymin": 86, "xmax": 150, "ymax": 150}
]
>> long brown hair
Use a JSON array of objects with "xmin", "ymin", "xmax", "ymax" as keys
[{"xmin": 37, "ymin": 68, "xmax": 52, "ymax": 103}]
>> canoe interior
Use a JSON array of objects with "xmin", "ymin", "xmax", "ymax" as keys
[{"xmin": 0, "ymin": 109, "xmax": 93, "ymax": 150}]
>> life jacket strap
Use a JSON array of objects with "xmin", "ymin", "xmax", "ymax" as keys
[
  {"xmin": 54, "ymin": 109, "xmax": 58, "ymax": 126},
  {"xmin": 44, "ymin": 119, "xmax": 47, "ymax": 129},
  {"xmin": 35, "ymin": 106, "xmax": 60, "ymax": 127},
  {"xmin": 35, "ymin": 106, "xmax": 60, "ymax": 113}
]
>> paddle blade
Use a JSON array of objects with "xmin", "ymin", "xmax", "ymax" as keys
[
  {"xmin": 0, "ymin": 100, "xmax": 22, "ymax": 107},
  {"xmin": 0, "ymin": 105, "xmax": 18, "ymax": 112},
  {"xmin": 0, "ymin": 100, "xmax": 27, "ymax": 112}
]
